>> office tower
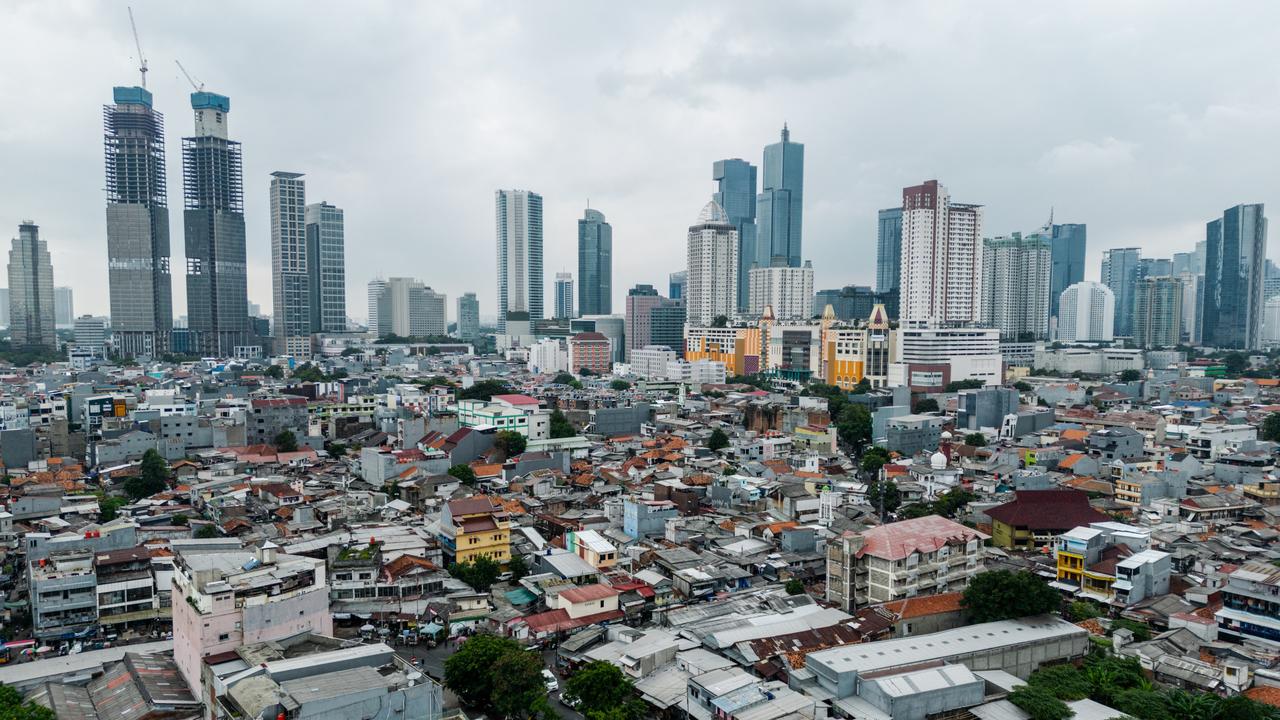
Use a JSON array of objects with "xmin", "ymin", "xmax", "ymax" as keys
[
  {"xmin": 1193, "ymin": 240, "xmax": 1208, "ymax": 275},
  {"xmin": 1057, "ymin": 281, "xmax": 1115, "ymax": 343},
  {"xmin": 53, "ymin": 287, "xmax": 73, "ymax": 327},
  {"xmin": 650, "ymin": 304, "xmax": 687, "ymax": 354},
  {"xmin": 305, "ymin": 201, "xmax": 346, "ymax": 333},
  {"xmin": 757, "ymin": 126, "xmax": 804, "ymax": 269},
  {"xmin": 269, "ymin": 172, "xmax": 310, "ymax": 356},
  {"xmin": 495, "ymin": 190, "xmax": 544, "ymax": 332},
  {"xmin": 0, "ymin": 289, "xmax": 9, "ymax": 329},
  {"xmin": 749, "ymin": 260, "xmax": 815, "ymax": 321},
  {"xmin": 554, "ymin": 272, "xmax": 574, "ymax": 320},
  {"xmin": 625, "ymin": 284, "xmax": 682, "ymax": 360},
  {"xmin": 373, "ymin": 277, "xmax": 445, "ymax": 337},
  {"xmin": 1100, "ymin": 247, "xmax": 1142, "ymax": 337},
  {"xmin": 1140, "ymin": 257, "xmax": 1173, "ymax": 278},
  {"xmin": 456, "ymin": 292, "xmax": 480, "ymax": 340},
  {"xmin": 668, "ymin": 271, "xmax": 687, "ymax": 301},
  {"xmin": 577, "ymin": 208, "xmax": 612, "ymax": 316},
  {"xmin": 1172, "ymin": 252, "xmax": 1194, "ymax": 276},
  {"xmin": 1048, "ymin": 223, "xmax": 1086, "ymax": 322},
  {"xmin": 1177, "ymin": 273, "xmax": 1203, "ymax": 345},
  {"xmin": 814, "ymin": 286, "xmax": 882, "ymax": 322},
  {"xmin": 73, "ymin": 315, "xmax": 109, "ymax": 354},
  {"xmin": 1203, "ymin": 203, "xmax": 1268, "ymax": 349},
  {"xmin": 981, "ymin": 232, "xmax": 1052, "ymax": 340},
  {"xmin": 181, "ymin": 91, "xmax": 250, "ymax": 357},
  {"xmin": 7, "ymin": 222, "xmax": 55, "ymax": 349},
  {"xmin": 1133, "ymin": 276, "xmax": 1184, "ymax": 349},
  {"xmin": 713, "ymin": 159, "xmax": 759, "ymax": 311},
  {"xmin": 1264, "ymin": 260, "xmax": 1280, "ymax": 301},
  {"xmin": 686, "ymin": 201, "xmax": 739, "ymax": 326},
  {"xmin": 875, "ymin": 208, "xmax": 903, "ymax": 295},
  {"xmin": 898, "ymin": 180, "xmax": 984, "ymax": 324},
  {"xmin": 366, "ymin": 278, "xmax": 387, "ymax": 336},
  {"xmin": 105, "ymin": 86, "xmax": 172, "ymax": 357}
]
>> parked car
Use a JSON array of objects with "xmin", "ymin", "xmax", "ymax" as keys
[{"xmin": 541, "ymin": 669, "xmax": 559, "ymax": 693}]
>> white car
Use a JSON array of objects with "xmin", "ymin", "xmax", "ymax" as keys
[{"xmin": 541, "ymin": 669, "xmax": 559, "ymax": 693}]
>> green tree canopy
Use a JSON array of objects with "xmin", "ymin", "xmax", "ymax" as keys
[
  {"xmin": 1119, "ymin": 368, "xmax": 1142, "ymax": 382},
  {"xmin": 1027, "ymin": 664, "xmax": 1092, "ymax": 701},
  {"xmin": 449, "ymin": 556, "xmax": 501, "ymax": 592},
  {"xmin": 552, "ymin": 372, "xmax": 576, "ymax": 385},
  {"xmin": 711, "ymin": 314, "xmax": 729, "ymax": 328},
  {"xmin": 707, "ymin": 427, "xmax": 730, "ymax": 451},
  {"xmin": 785, "ymin": 578, "xmax": 805, "ymax": 595},
  {"xmin": 836, "ymin": 403, "xmax": 872, "ymax": 450},
  {"xmin": 448, "ymin": 464, "xmax": 477, "ymax": 485},
  {"xmin": 444, "ymin": 634, "xmax": 522, "ymax": 707},
  {"xmin": 508, "ymin": 554, "xmax": 529, "ymax": 582},
  {"xmin": 963, "ymin": 432, "xmax": 987, "ymax": 447},
  {"xmin": 274, "ymin": 430, "xmax": 299, "ymax": 452},
  {"xmin": 962, "ymin": 570, "xmax": 1060, "ymax": 622},
  {"xmin": 867, "ymin": 479, "xmax": 902, "ymax": 517},
  {"xmin": 490, "ymin": 649, "xmax": 552, "ymax": 719},
  {"xmin": 494, "ymin": 430, "xmax": 527, "ymax": 458},
  {"xmin": 99, "ymin": 495, "xmax": 127, "ymax": 522},
  {"xmin": 1008, "ymin": 684, "xmax": 1072, "ymax": 720},
  {"xmin": 0, "ymin": 683, "xmax": 56, "ymax": 720},
  {"xmin": 860, "ymin": 446, "xmax": 892, "ymax": 477},
  {"xmin": 549, "ymin": 409, "xmax": 576, "ymax": 439},
  {"xmin": 610, "ymin": 379, "xmax": 631, "ymax": 391},
  {"xmin": 563, "ymin": 661, "xmax": 645, "ymax": 720},
  {"xmin": 913, "ymin": 398, "xmax": 940, "ymax": 413},
  {"xmin": 944, "ymin": 378, "xmax": 986, "ymax": 393},
  {"xmin": 1263, "ymin": 412, "xmax": 1280, "ymax": 443},
  {"xmin": 194, "ymin": 525, "xmax": 220, "ymax": 539},
  {"xmin": 124, "ymin": 449, "xmax": 169, "ymax": 500},
  {"xmin": 458, "ymin": 379, "xmax": 509, "ymax": 401}
]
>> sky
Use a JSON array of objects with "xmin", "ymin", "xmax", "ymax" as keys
[{"xmin": 2, "ymin": 1, "xmax": 1279, "ymax": 325}]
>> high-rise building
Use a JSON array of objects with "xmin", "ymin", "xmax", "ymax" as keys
[
  {"xmin": 1177, "ymin": 272, "xmax": 1204, "ymax": 345},
  {"xmin": 1171, "ymin": 252, "xmax": 1195, "ymax": 276},
  {"xmin": 0, "ymin": 289, "xmax": 10, "ymax": 329},
  {"xmin": 713, "ymin": 158, "xmax": 758, "ymax": 311},
  {"xmin": 577, "ymin": 208, "xmax": 612, "ymax": 316},
  {"xmin": 305, "ymin": 201, "xmax": 346, "ymax": 333},
  {"xmin": 554, "ymin": 272, "xmax": 574, "ymax": 320},
  {"xmin": 625, "ymin": 284, "xmax": 682, "ymax": 360},
  {"xmin": 981, "ymin": 232, "xmax": 1052, "ymax": 340},
  {"xmin": 1140, "ymin": 257, "xmax": 1173, "ymax": 279},
  {"xmin": 757, "ymin": 125, "xmax": 804, "ymax": 269},
  {"xmin": 105, "ymin": 86, "xmax": 172, "ymax": 357},
  {"xmin": 73, "ymin": 315, "xmax": 109, "ymax": 355},
  {"xmin": 373, "ymin": 277, "xmax": 446, "ymax": 337},
  {"xmin": 749, "ymin": 261, "xmax": 815, "ymax": 321},
  {"xmin": 8, "ymin": 222, "xmax": 55, "ymax": 349},
  {"xmin": 1133, "ymin": 276, "xmax": 1184, "ymax": 349},
  {"xmin": 269, "ymin": 171, "xmax": 311, "ymax": 356},
  {"xmin": 1057, "ymin": 281, "xmax": 1115, "ymax": 343},
  {"xmin": 366, "ymin": 278, "xmax": 386, "ymax": 336},
  {"xmin": 53, "ymin": 287, "xmax": 73, "ymax": 327},
  {"xmin": 668, "ymin": 271, "xmax": 687, "ymax": 301},
  {"xmin": 685, "ymin": 201, "xmax": 739, "ymax": 327},
  {"xmin": 182, "ymin": 91, "xmax": 250, "ymax": 356},
  {"xmin": 1203, "ymin": 204, "xmax": 1268, "ymax": 349},
  {"xmin": 456, "ymin": 292, "xmax": 480, "ymax": 340},
  {"xmin": 650, "ymin": 304, "xmax": 686, "ymax": 354},
  {"xmin": 1100, "ymin": 247, "xmax": 1142, "ymax": 338},
  {"xmin": 495, "ymin": 190, "xmax": 544, "ymax": 332},
  {"xmin": 898, "ymin": 180, "xmax": 984, "ymax": 324},
  {"xmin": 814, "ymin": 286, "xmax": 877, "ymax": 322},
  {"xmin": 1049, "ymin": 223, "xmax": 1086, "ymax": 323},
  {"xmin": 875, "ymin": 208, "xmax": 903, "ymax": 295}
]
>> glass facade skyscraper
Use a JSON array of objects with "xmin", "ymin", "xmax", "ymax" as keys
[
  {"xmin": 668, "ymin": 271, "xmax": 687, "ymax": 301},
  {"xmin": 1203, "ymin": 203, "xmax": 1268, "ymax": 349},
  {"xmin": 8, "ymin": 222, "xmax": 55, "ymax": 349},
  {"xmin": 1101, "ymin": 247, "xmax": 1142, "ymax": 338},
  {"xmin": 713, "ymin": 158, "xmax": 758, "ymax": 311},
  {"xmin": 306, "ymin": 201, "xmax": 346, "ymax": 333},
  {"xmin": 554, "ymin": 272, "xmax": 574, "ymax": 320},
  {"xmin": 757, "ymin": 125, "xmax": 804, "ymax": 269},
  {"xmin": 495, "ymin": 190, "xmax": 544, "ymax": 332},
  {"xmin": 875, "ymin": 208, "xmax": 902, "ymax": 295},
  {"xmin": 577, "ymin": 208, "xmax": 611, "ymax": 316},
  {"xmin": 1049, "ymin": 223, "xmax": 1086, "ymax": 323}
]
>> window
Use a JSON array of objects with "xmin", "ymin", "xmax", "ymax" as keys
[{"xmin": 218, "ymin": 633, "xmax": 230, "ymax": 641}]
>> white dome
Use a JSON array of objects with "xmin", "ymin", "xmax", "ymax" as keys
[
  {"xmin": 696, "ymin": 200, "xmax": 730, "ymax": 225},
  {"xmin": 930, "ymin": 451, "xmax": 947, "ymax": 470},
  {"xmin": 940, "ymin": 431, "xmax": 953, "ymax": 440}
]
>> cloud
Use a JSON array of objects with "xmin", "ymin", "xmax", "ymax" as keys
[{"xmin": 1038, "ymin": 138, "xmax": 1137, "ymax": 175}]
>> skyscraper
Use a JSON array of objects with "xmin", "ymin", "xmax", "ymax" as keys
[
  {"xmin": 1133, "ymin": 276, "xmax": 1184, "ymax": 349},
  {"xmin": 373, "ymin": 277, "xmax": 446, "ymax": 337},
  {"xmin": 1049, "ymin": 223, "xmax": 1086, "ymax": 323},
  {"xmin": 625, "ymin": 284, "xmax": 682, "ymax": 360},
  {"xmin": 1140, "ymin": 257, "xmax": 1173, "ymax": 278},
  {"xmin": 668, "ymin": 271, "xmax": 687, "ymax": 301},
  {"xmin": 269, "ymin": 171, "xmax": 311, "ymax": 356},
  {"xmin": 305, "ymin": 201, "xmax": 346, "ymax": 333},
  {"xmin": 577, "ymin": 208, "xmax": 612, "ymax": 316},
  {"xmin": 182, "ymin": 91, "xmax": 250, "ymax": 356},
  {"xmin": 456, "ymin": 292, "xmax": 480, "ymax": 340},
  {"xmin": 981, "ymin": 232, "xmax": 1052, "ymax": 340},
  {"xmin": 495, "ymin": 190, "xmax": 544, "ymax": 332},
  {"xmin": 54, "ymin": 287, "xmax": 74, "ymax": 327},
  {"xmin": 1057, "ymin": 281, "xmax": 1115, "ymax": 343},
  {"xmin": 105, "ymin": 86, "xmax": 172, "ymax": 357},
  {"xmin": 1100, "ymin": 247, "xmax": 1142, "ymax": 337},
  {"xmin": 898, "ymin": 180, "xmax": 983, "ymax": 324},
  {"xmin": 757, "ymin": 125, "xmax": 804, "ymax": 269},
  {"xmin": 8, "ymin": 222, "xmax": 55, "ymax": 349},
  {"xmin": 713, "ymin": 159, "xmax": 758, "ymax": 311},
  {"xmin": 1203, "ymin": 203, "xmax": 1268, "ymax": 349},
  {"xmin": 875, "ymin": 208, "xmax": 903, "ymax": 295},
  {"xmin": 554, "ymin": 272, "xmax": 574, "ymax": 320},
  {"xmin": 686, "ymin": 201, "xmax": 739, "ymax": 326},
  {"xmin": 367, "ymin": 278, "xmax": 386, "ymax": 336},
  {"xmin": 749, "ymin": 261, "xmax": 814, "ymax": 321}
]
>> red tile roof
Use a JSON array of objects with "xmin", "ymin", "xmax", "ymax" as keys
[
  {"xmin": 558, "ymin": 583, "xmax": 619, "ymax": 604},
  {"xmin": 986, "ymin": 490, "xmax": 1109, "ymax": 531},
  {"xmin": 852, "ymin": 516, "xmax": 987, "ymax": 561}
]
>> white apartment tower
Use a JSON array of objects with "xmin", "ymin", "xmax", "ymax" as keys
[
  {"xmin": 981, "ymin": 232, "xmax": 1052, "ymax": 339},
  {"xmin": 495, "ymin": 190, "xmax": 544, "ymax": 332},
  {"xmin": 1057, "ymin": 281, "xmax": 1115, "ymax": 342},
  {"xmin": 749, "ymin": 260, "xmax": 814, "ymax": 321},
  {"xmin": 899, "ymin": 180, "xmax": 984, "ymax": 324},
  {"xmin": 686, "ymin": 201, "xmax": 739, "ymax": 326},
  {"xmin": 270, "ymin": 171, "xmax": 311, "ymax": 357}
]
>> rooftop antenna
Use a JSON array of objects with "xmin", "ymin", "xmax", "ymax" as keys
[
  {"xmin": 128, "ymin": 6, "xmax": 148, "ymax": 88},
  {"xmin": 175, "ymin": 60, "xmax": 204, "ymax": 92},
  {"xmin": 1047, "ymin": 206, "xmax": 1055, "ymax": 229}
]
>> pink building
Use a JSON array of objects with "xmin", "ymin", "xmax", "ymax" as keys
[{"xmin": 569, "ymin": 332, "xmax": 612, "ymax": 375}]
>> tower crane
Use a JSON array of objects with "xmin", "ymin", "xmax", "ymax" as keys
[
  {"xmin": 176, "ymin": 60, "xmax": 204, "ymax": 92},
  {"xmin": 128, "ymin": 6, "xmax": 148, "ymax": 88}
]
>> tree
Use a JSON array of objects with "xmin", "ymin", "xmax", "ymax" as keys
[
  {"xmin": 490, "ymin": 649, "xmax": 552, "ymax": 720},
  {"xmin": 711, "ymin": 314, "xmax": 729, "ymax": 328},
  {"xmin": 610, "ymin": 379, "xmax": 631, "ymax": 391},
  {"xmin": 458, "ymin": 379, "xmax": 509, "ymax": 401},
  {"xmin": 1112, "ymin": 688, "xmax": 1169, "ymax": 720},
  {"xmin": 274, "ymin": 430, "xmax": 299, "ymax": 452},
  {"xmin": 549, "ymin": 409, "xmax": 576, "ymax": 439},
  {"xmin": 0, "ymin": 683, "xmax": 56, "ymax": 720},
  {"xmin": 836, "ymin": 404, "xmax": 872, "ymax": 450},
  {"xmin": 99, "ymin": 495, "xmax": 127, "ymax": 522},
  {"xmin": 194, "ymin": 524, "xmax": 220, "ymax": 539},
  {"xmin": 1014, "ymin": 381, "xmax": 1033, "ymax": 392},
  {"xmin": 172, "ymin": 513, "xmax": 189, "ymax": 526},
  {"xmin": 563, "ymin": 661, "xmax": 645, "ymax": 720},
  {"xmin": 852, "ymin": 377, "xmax": 872, "ymax": 395},
  {"xmin": 444, "ymin": 634, "xmax": 521, "ymax": 707},
  {"xmin": 508, "ymin": 554, "xmax": 529, "ymax": 582},
  {"xmin": 579, "ymin": 367, "xmax": 595, "ymax": 376},
  {"xmin": 450, "ymin": 556, "xmax": 501, "ymax": 591},
  {"xmin": 944, "ymin": 379, "xmax": 985, "ymax": 393},
  {"xmin": 326, "ymin": 442, "xmax": 348, "ymax": 457},
  {"xmin": 860, "ymin": 446, "xmax": 892, "ymax": 477},
  {"xmin": 448, "ymin": 464, "xmax": 477, "ymax": 485},
  {"xmin": 1263, "ymin": 412, "xmax": 1280, "ymax": 443},
  {"xmin": 962, "ymin": 570, "xmax": 1060, "ymax": 622},
  {"xmin": 125, "ymin": 449, "xmax": 169, "ymax": 500},
  {"xmin": 867, "ymin": 479, "xmax": 901, "ymax": 517},
  {"xmin": 784, "ymin": 578, "xmax": 805, "ymax": 595},
  {"xmin": 262, "ymin": 364, "xmax": 285, "ymax": 379},
  {"xmin": 1068, "ymin": 600, "xmax": 1101, "ymax": 621},
  {"xmin": 707, "ymin": 427, "xmax": 730, "ymax": 451},
  {"xmin": 494, "ymin": 430, "xmax": 527, "ymax": 458},
  {"xmin": 552, "ymin": 372, "xmax": 576, "ymax": 385},
  {"xmin": 963, "ymin": 432, "xmax": 987, "ymax": 447},
  {"xmin": 913, "ymin": 398, "xmax": 940, "ymax": 413},
  {"xmin": 1221, "ymin": 351, "xmax": 1248, "ymax": 376},
  {"xmin": 1119, "ymin": 368, "xmax": 1142, "ymax": 382},
  {"xmin": 1008, "ymin": 685, "xmax": 1072, "ymax": 720},
  {"xmin": 1027, "ymin": 664, "xmax": 1092, "ymax": 701},
  {"xmin": 1109, "ymin": 617, "xmax": 1151, "ymax": 642}
]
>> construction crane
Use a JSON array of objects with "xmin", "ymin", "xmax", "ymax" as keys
[
  {"xmin": 175, "ymin": 60, "xmax": 204, "ymax": 92},
  {"xmin": 128, "ymin": 6, "xmax": 148, "ymax": 88}
]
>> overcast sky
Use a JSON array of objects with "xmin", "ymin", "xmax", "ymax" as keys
[{"xmin": 2, "ymin": 1, "xmax": 1279, "ymax": 324}]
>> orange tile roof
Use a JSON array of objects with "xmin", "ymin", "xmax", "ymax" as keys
[
  {"xmin": 1060, "ymin": 429, "xmax": 1089, "ymax": 441},
  {"xmin": 1246, "ymin": 687, "xmax": 1280, "ymax": 708},
  {"xmin": 879, "ymin": 591, "xmax": 964, "ymax": 619}
]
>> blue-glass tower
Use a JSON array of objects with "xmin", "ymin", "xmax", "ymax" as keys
[
  {"xmin": 577, "ymin": 208, "xmax": 612, "ymax": 316},
  {"xmin": 712, "ymin": 158, "xmax": 757, "ymax": 311},
  {"xmin": 1049, "ymin": 223, "xmax": 1087, "ymax": 322},
  {"xmin": 1203, "ymin": 204, "xmax": 1267, "ymax": 349},
  {"xmin": 1101, "ymin": 247, "xmax": 1142, "ymax": 337},
  {"xmin": 875, "ymin": 208, "xmax": 902, "ymax": 295},
  {"xmin": 757, "ymin": 125, "xmax": 804, "ymax": 269}
]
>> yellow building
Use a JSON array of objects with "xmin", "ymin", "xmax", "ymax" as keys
[{"xmin": 439, "ymin": 496, "xmax": 511, "ymax": 565}]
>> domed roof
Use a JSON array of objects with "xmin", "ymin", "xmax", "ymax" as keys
[
  {"xmin": 940, "ymin": 431, "xmax": 953, "ymax": 440},
  {"xmin": 930, "ymin": 450, "xmax": 948, "ymax": 470},
  {"xmin": 696, "ymin": 200, "xmax": 730, "ymax": 225}
]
